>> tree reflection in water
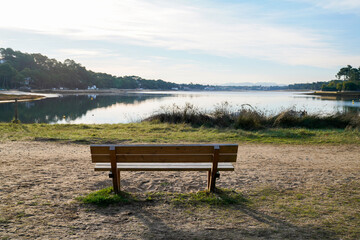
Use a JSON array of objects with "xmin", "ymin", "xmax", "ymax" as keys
[{"xmin": 0, "ymin": 93, "xmax": 168, "ymax": 123}]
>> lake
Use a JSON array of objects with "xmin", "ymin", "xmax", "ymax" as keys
[{"xmin": 0, "ymin": 91, "xmax": 359, "ymax": 124}]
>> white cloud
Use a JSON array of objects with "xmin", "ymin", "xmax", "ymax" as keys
[
  {"xmin": 1, "ymin": 0, "xmax": 359, "ymax": 69},
  {"xmin": 57, "ymin": 49, "xmax": 103, "ymax": 57},
  {"xmin": 55, "ymin": 48, "xmax": 122, "ymax": 59},
  {"xmin": 294, "ymin": 0, "xmax": 360, "ymax": 13},
  {"xmin": 322, "ymin": 0, "xmax": 360, "ymax": 10}
]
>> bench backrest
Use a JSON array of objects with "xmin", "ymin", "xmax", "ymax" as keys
[{"xmin": 90, "ymin": 144, "xmax": 238, "ymax": 163}]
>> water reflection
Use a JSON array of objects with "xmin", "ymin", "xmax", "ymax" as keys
[
  {"xmin": 298, "ymin": 94, "xmax": 360, "ymax": 114},
  {"xmin": 0, "ymin": 93, "xmax": 168, "ymax": 123},
  {"xmin": 0, "ymin": 91, "xmax": 359, "ymax": 124}
]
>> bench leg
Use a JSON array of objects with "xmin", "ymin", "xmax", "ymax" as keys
[
  {"xmin": 208, "ymin": 170, "xmax": 217, "ymax": 192},
  {"xmin": 207, "ymin": 170, "xmax": 211, "ymax": 190},
  {"xmin": 208, "ymin": 146, "xmax": 220, "ymax": 192},
  {"xmin": 117, "ymin": 170, "xmax": 121, "ymax": 193},
  {"xmin": 109, "ymin": 147, "xmax": 120, "ymax": 194},
  {"xmin": 112, "ymin": 170, "xmax": 120, "ymax": 194}
]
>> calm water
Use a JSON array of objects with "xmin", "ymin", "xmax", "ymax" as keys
[{"xmin": 0, "ymin": 91, "xmax": 359, "ymax": 124}]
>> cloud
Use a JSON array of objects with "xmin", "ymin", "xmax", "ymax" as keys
[
  {"xmin": 294, "ymin": 0, "xmax": 360, "ymax": 13},
  {"xmin": 57, "ymin": 49, "xmax": 103, "ymax": 57},
  {"xmin": 1, "ymin": 0, "xmax": 359, "ymax": 68}
]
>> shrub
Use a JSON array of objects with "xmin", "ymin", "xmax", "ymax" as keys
[
  {"xmin": 273, "ymin": 110, "xmax": 304, "ymax": 128},
  {"xmin": 213, "ymin": 102, "xmax": 235, "ymax": 127},
  {"xmin": 11, "ymin": 118, "xmax": 21, "ymax": 124},
  {"xmin": 145, "ymin": 103, "xmax": 360, "ymax": 130},
  {"xmin": 234, "ymin": 108, "xmax": 266, "ymax": 130}
]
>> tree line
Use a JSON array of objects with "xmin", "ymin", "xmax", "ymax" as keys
[
  {"xmin": 321, "ymin": 65, "xmax": 360, "ymax": 91},
  {"xmin": 0, "ymin": 48, "xmax": 199, "ymax": 90},
  {"xmin": 1, "ymin": 48, "xmax": 359, "ymax": 91}
]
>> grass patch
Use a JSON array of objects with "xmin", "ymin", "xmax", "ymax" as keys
[
  {"xmin": 76, "ymin": 187, "xmax": 136, "ymax": 206},
  {"xmin": 170, "ymin": 188, "xmax": 249, "ymax": 206},
  {"xmin": 145, "ymin": 188, "xmax": 249, "ymax": 206},
  {"xmin": 0, "ymin": 217, "xmax": 10, "ymax": 224},
  {"xmin": 77, "ymin": 187, "xmax": 248, "ymax": 207},
  {"xmin": 0, "ymin": 122, "xmax": 359, "ymax": 144}
]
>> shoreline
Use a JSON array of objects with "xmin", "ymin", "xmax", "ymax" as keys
[
  {"xmin": 0, "ymin": 93, "xmax": 46, "ymax": 102},
  {"xmin": 33, "ymin": 88, "xmax": 131, "ymax": 95},
  {"xmin": 306, "ymin": 91, "xmax": 360, "ymax": 98}
]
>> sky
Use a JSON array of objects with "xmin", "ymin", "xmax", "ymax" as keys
[{"xmin": 1, "ymin": 0, "xmax": 360, "ymax": 85}]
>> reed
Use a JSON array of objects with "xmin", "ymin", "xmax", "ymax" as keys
[{"xmin": 145, "ymin": 103, "xmax": 360, "ymax": 130}]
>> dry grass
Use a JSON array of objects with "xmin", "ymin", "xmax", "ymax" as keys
[{"xmin": 146, "ymin": 103, "xmax": 360, "ymax": 130}]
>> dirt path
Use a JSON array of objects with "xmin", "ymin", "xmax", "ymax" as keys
[{"xmin": 1, "ymin": 141, "xmax": 359, "ymax": 239}]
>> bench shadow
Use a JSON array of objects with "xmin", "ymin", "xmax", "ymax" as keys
[
  {"xmin": 133, "ymin": 205, "xmax": 335, "ymax": 239},
  {"xmin": 79, "ymin": 189, "xmax": 337, "ymax": 240}
]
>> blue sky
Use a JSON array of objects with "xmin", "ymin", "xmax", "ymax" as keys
[{"xmin": 1, "ymin": 0, "xmax": 360, "ymax": 85}]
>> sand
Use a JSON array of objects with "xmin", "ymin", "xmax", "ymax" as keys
[{"xmin": 0, "ymin": 141, "xmax": 359, "ymax": 239}]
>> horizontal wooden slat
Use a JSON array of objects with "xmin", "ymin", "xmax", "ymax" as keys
[
  {"xmin": 219, "ymin": 145, "xmax": 238, "ymax": 154},
  {"xmin": 92, "ymin": 154, "xmax": 237, "ymax": 163},
  {"xmin": 90, "ymin": 144, "xmax": 238, "ymax": 155},
  {"xmin": 94, "ymin": 162, "xmax": 234, "ymax": 171}
]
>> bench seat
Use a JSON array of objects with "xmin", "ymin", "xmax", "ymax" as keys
[
  {"xmin": 95, "ymin": 162, "xmax": 235, "ymax": 171},
  {"xmin": 90, "ymin": 144, "xmax": 238, "ymax": 192}
]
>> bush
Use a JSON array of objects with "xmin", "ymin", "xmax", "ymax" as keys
[
  {"xmin": 342, "ymin": 81, "xmax": 360, "ymax": 91},
  {"xmin": 273, "ymin": 110, "xmax": 306, "ymax": 128},
  {"xmin": 11, "ymin": 118, "xmax": 21, "ymax": 124},
  {"xmin": 234, "ymin": 109, "xmax": 266, "ymax": 130},
  {"xmin": 213, "ymin": 102, "xmax": 235, "ymax": 127}
]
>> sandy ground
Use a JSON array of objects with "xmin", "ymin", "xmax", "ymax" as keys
[{"xmin": 0, "ymin": 141, "xmax": 359, "ymax": 239}]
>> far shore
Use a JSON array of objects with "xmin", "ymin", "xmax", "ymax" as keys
[
  {"xmin": 33, "ymin": 88, "xmax": 133, "ymax": 95},
  {"xmin": 306, "ymin": 90, "xmax": 360, "ymax": 98},
  {"xmin": 3, "ymin": 88, "xmax": 351, "ymax": 103},
  {"xmin": 1, "ymin": 88, "xmax": 309, "ymax": 101},
  {"xmin": 30, "ymin": 88, "xmax": 312, "ymax": 95}
]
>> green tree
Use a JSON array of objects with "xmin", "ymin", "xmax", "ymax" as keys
[
  {"xmin": 336, "ymin": 65, "xmax": 353, "ymax": 80},
  {"xmin": 0, "ymin": 63, "xmax": 17, "ymax": 89},
  {"xmin": 342, "ymin": 81, "xmax": 359, "ymax": 91}
]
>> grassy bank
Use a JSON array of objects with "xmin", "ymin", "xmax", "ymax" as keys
[{"xmin": 0, "ymin": 122, "xmax": 359, "ymax": 144}]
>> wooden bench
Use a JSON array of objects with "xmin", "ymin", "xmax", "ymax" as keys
[{"xmin": 90, "ymin": 144, "xmax": 238, "ymax": 193}]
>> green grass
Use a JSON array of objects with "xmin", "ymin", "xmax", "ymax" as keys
[
  {"xmin": 76, "ymin": 187, "xmax": 136, "ymax": 206},
  {"xmin": 77, "ymin": 187, "xmax": 248, "ymax": 207},
  {"xmin": 170, "ymin": 188, "xmax": 249, "ymax": 206},
  {"xmin": 0, "ymin": 122, "xmax": 359, "ymax": 144},
  {"xmin": 145, "ymin": 188, "xmax": 249, "ymax": 206}
]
